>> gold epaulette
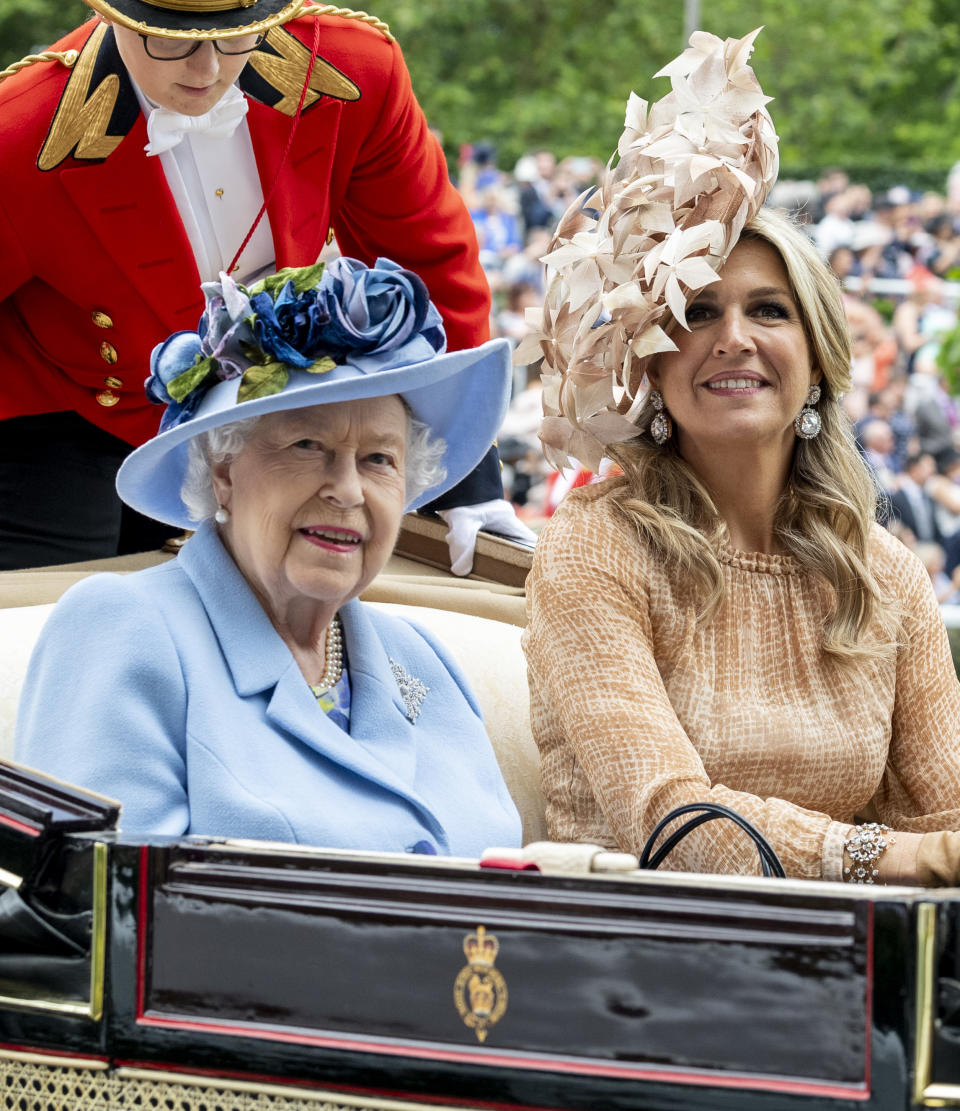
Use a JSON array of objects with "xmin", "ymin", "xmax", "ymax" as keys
[
  {"xmin": 0, "ymin": 49, "xmax": 79, "ymax": 88},
  {"xmin": 250, "ymin": 24, "xmax": 363, "ymax": 112},
  {"xmin": 300, "ymin": 4, "xmax": 393, "ymax": 41},
  {"xmin": 38, "ymin": 24, "xmax": 126, "ymax": 170}
]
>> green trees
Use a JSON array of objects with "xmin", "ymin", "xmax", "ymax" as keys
[
  {"xmin": 372, "ymin": 0, "xmax": 680, "ymax": 171},
  {"xmin": 375, "ymin": 0, "xmax": 960, "ymax": 191},
  {"xmin": 0, "ymin": 0, "xmax": 87, "ymax": 62}
]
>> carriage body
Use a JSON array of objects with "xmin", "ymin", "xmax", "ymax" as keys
[{"xmin": 0, "ymin": 763, "xmax": 958, "ymax": 1111}]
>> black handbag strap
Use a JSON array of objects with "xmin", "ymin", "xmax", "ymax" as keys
[{"xmin": 638, "ymin": 802, "xmax": 786, "ymax": 878}]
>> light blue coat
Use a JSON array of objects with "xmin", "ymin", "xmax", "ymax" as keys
[{"xmin": 15, "ymin": 523, "xmax": 521, "ymax": 856}]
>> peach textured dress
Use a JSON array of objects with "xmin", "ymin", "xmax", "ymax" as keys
[{"xmin": 523, "ymin": 479, "xmax": 960, "ymax": 880}]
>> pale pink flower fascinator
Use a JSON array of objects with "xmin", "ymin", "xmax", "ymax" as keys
[{"xmin": 514, "ymin": 28, "xmax": 779, "ymax": 471}]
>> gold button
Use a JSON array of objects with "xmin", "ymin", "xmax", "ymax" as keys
[
  {"xmin": 103, "ymin": 375, "xmax": 123, "ymax": 389},
  {"xmin": 96, "ymin": 389, "xmax": 119, "ymax": 407},
  {"xmin": 99, "ymin": 341, "xmax": 118, "ymax": 364},
  {"xmin": 91, "ymin": 310, "xmax": 113, "ymax": 329}
]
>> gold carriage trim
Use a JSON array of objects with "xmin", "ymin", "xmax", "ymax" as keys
[
  {"xmin": 0, "ymin": 1056, "xmax": 467, "ymax": 1110},
  {"xmin": 911, "ymin": 901, "xmax": 960, "ymax": 1107},
  {"xmin": 0, "ymin": 842, "xmax": 107, "ymax": 1020}
]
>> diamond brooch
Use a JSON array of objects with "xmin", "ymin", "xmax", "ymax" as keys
[{"xmin": 389, "ymin": 658, "xmax": 429, "ymax": 723}]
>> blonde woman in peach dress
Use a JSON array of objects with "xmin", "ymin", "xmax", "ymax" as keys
[{"xmin": 520, "ymin": 31, "xmax": 960, "ymax": 887}]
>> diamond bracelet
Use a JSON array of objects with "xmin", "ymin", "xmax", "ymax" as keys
[{"xmin": 843, "ymin": 822, "xmax": 895, "ymax": 884}]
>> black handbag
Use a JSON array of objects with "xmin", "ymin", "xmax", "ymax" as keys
[{"xmin": 637, "ymin": 802, "xmax": 786, "ymax": 878}]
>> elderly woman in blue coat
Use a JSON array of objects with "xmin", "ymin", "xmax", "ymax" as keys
[{"xmin": 15, "ymin": 259, "xmax": 522, "ymax": 856}]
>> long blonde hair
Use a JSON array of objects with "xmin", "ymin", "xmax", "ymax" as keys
[{"xmin": 607, "ymin": 208, "xmax": 897, "ymax": 663}]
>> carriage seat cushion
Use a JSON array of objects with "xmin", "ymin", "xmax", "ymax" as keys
[{"xmin": 0, "ymin": 600, "xmax": 547, "ymax": 844}]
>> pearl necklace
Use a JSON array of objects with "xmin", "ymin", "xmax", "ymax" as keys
[{"xmin": 312, "ymin": 615, "xmax": 343, "ymax": 694}]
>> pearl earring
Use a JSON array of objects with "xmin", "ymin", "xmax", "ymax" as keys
[
  {"xmin": 649, "ymin": 389, "xmax": 672, "ymax": 445},
  {"xmin": 214, "ymin": 505, "xmax": 231, "ymax": 524},
  {"xmin": 794, "ymin": 384, "xmax": 822, "ymax": 440}
]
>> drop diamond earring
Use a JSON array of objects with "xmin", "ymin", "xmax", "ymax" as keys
[
  {"xmin": 794, "ymin": 384, "xmax": 822, "ymax": 440},
  {"xmin": 649, "ymin": 389, "xmax": 673, "ymax": 445}
]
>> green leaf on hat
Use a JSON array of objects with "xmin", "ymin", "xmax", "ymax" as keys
[
  {"xmin": 248, "ymin": 261, "xmax": 326, "ymax": 299},
  {"xmin": 246, "ymin": 275, "xmax": 277, "ymax": 298},
  {"xmin": 290, "ymin": 261, "xmax": 327, "ymax": 295},
  {"xmin": 168, "ymin": 355, "xmax": 217, "ymax": 403},
  {"xmin": 237, "ymin": 362, "xmax": 289, "ymax": 402},
  {"xmin": 239, "ymin": 340, "xmax": 274, "ymax": 366},
  {"xmin": 306, "ymin": 356, "xmax": 336, "ymax": 374}
]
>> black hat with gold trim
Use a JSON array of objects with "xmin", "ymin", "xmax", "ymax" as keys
[{"xmin": 81, "ymin": 0, "xmax": 306, "ymax": 39}]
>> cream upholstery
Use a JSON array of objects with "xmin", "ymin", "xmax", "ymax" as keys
[
  {"xmin": 0, "ymin": 604, "xmax": 53, "ymax": 765},
  {"xmin": 0, "ymin": 598, "xmax": 546, "ymax": 844}
]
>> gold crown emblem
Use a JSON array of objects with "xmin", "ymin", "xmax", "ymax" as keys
[
  {"xmin": 454, "ymin": 925, "xmax": 507, "ymax": 1042},
  {"xmin": 463, "ymin": 925, "xmax": 499, "ymax": 967}
]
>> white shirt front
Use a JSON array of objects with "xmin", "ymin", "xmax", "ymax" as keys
[{"xmin": 132, "ymin": 79, "xmax": 276, "ymax": 286}]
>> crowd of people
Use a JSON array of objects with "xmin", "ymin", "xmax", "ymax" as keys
[{"xmin": 474, "ymin": 149, "xmax": 960, "ymax": 613}]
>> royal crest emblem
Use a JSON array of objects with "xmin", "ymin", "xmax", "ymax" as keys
[{"xmin": 453, "ymin": 925, "xmax": 507, "ymax": 1043}]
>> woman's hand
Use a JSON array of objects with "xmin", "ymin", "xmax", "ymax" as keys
[
  {"xmin": 853, "ymin": 829, "xmax": 960, "ymax": 886},
  {"xmin": 914, "ymin": 832, "xmax": 960, "ymax": 886}
]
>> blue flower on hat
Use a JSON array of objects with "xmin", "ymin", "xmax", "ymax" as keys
[
  {"xmin": 144, "ymin": 257, "xmax": 447, "ymax": 423},
  {"xmin": 249, "ymin": 262, "xmax": 331, "ymax": 369},
  {"xmin": 145, "ymin": 331, "xmax": 202, "ymax": 408},
  {"xmin": 199, "ymin": 274, "xmax": 256, "ymax": 381},
  {"xmin": 146, "ymin": 273, "xmax": 257, "ymax": 430},
  {"xmin": 319, "ymin": 257, "xmax": 445, "ymax": 368},
  {"xmin": 146, "ymin": 332, "xmax": 207, "ymax": 431}
]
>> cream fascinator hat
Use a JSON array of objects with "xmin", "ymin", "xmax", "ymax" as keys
[{"xmin": 515, "ymin": 29, "xmax": 779, "ymax": 471}]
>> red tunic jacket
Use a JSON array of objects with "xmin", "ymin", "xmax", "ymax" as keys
[{"xmin": 0, "ymin": 13, "xmax": 490, "ymax": 446}]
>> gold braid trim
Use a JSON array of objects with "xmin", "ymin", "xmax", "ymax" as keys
[
  {"xmin": 0, "ymin": 49, "xmax": 79, "ymax": 86},
  {"xmin": 302, "ymin": 4, "xmax": 393, "ymax": 41}
]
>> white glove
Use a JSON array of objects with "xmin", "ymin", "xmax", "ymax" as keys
[{"xmin": 438, "ymin": 498, "xmax": 538, "ymax": 576}]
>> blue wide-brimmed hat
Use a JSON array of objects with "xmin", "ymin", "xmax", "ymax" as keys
[{"xmin": 117, "ymin": 257, "xmax": 511, "ymax": 527}]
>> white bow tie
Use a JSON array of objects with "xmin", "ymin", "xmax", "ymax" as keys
[{"xmin": 145, "ymin": 85, "xmax": 248, "ymax": 156}]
